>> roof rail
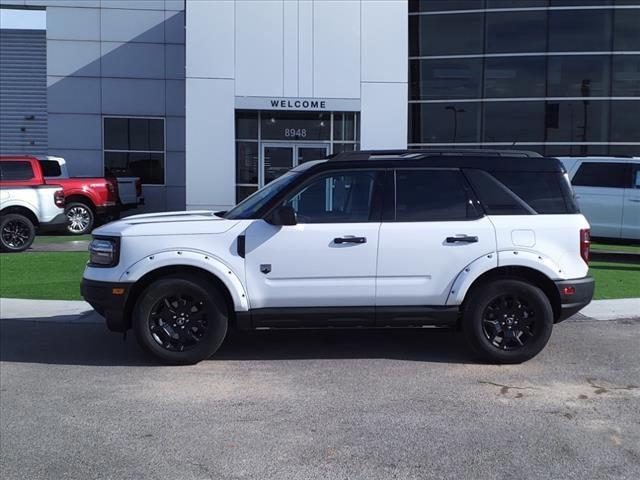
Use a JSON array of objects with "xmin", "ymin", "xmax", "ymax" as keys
[{"xmin": 329, "ymin": 148, "xmax": 543, "ymax": 161}]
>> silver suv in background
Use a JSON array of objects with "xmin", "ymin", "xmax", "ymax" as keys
[{"xmin": 559, "ymin": 157, "xmax": 640, "ymax": 241}]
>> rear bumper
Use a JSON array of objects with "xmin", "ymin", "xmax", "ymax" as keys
[
  {"xmin": 38, "ymin": 212, "xmax": 68, "ymax": 232},
  {"xmin": 555, "ymin": 276, "xmax": 595, "ymax": 322},
  {"xmin": 120, "ymin": 197, "xmax": 145, "ymax": 211},
  {"xmin": 80, "ymin": 278, "xmax": 131, "ymax": 332}
]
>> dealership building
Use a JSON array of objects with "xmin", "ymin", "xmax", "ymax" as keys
[{"xmin": 0, "ymin": 0, "xmax": 638, "ymax": 212}]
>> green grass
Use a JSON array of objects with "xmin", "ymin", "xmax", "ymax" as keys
[
  {"xmin": 0, "ymin": 252, "xmax": 638, "ymax": 302},
  {"xmin": 0, "ymin": 252, "xmax": 88, "ymax": 300},
  {"xmin": 591, "ymin": 242, "xmax": 640, "ymax": 254},
  {"xmin": 34, "ymin": 234, "xmax": 91, "ymax": 244},
  {"xmin": 589, "ymin": 261, "xmax": 640, "ymax": 300}
]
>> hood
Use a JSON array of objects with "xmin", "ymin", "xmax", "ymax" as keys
[{"xmin": 93, "ymin": 210, "xmax": 240, "ymax": 237}]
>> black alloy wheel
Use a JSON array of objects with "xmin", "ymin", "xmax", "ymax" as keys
[
  {"xmin": 482, "ymin": 293, "xmax": 537, "ymax": 351},
  {"xmin": 148, "ymin": 293, "xmax": 209, "ymax": 352},
  {"xmin": 0, "ymin": 214, "xmax": 36, "ymax": 252}
]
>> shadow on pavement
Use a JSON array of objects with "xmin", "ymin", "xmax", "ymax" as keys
[{"xmin": 0, "ymin": 318, "xmax": 474, "ymax": 367}]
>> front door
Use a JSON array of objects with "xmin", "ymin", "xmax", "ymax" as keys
[
  {"xmin": 244, "ymin": 169, "xmax": 382, "ymax": 322},
  {"xmin": 261, "ymin": 143, "xmax": 329, "ymax": 187}
]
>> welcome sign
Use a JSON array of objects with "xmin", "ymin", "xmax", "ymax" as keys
[{"xmin": 235, "ymin": 96, "xmax": 360, "ymax": 112}]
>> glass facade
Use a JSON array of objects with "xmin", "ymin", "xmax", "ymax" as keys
[{"xmin": 408, "ymin": 1, "xmax": 640, "ymax": 156}]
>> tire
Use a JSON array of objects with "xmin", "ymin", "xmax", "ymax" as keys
[
  {"xmin": 132, "ymin": 274, "xmax": 228, "ymax": 365},
  {"xmin": 462, "ymin": 279, "xmax": 554, "ymax": 364},
  {"xmin": 65, "ymin": 202, "xmax": 95, "ymax": 235},
  {"xmin": 0, "ymin": 213, "xmax": 36, "ymax": 253}
]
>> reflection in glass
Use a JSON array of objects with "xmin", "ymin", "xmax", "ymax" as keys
[
  {"xmin": 236, "ymin": 111, "xmax": 258, "ymax": 139},
  {"xmin": 236, "ymin": 186, "xmax": 258, "ymax": 204},
  {"xmin": 409, "ymin": 103, "xmax": 480, "ymax": 144},
  {"xmin": 545, "ymin": 100, "xmax": 609, "ymax": 147},
  {"xmin": 409, "ymin": 0, "xmax": 485, "ymax": 12},
  {"xmin": 484, "ymin": 56, "xmax": 545, "ymax": 97},
  {"xmin": 549, "ymin": 9, "xmax": 612, "ymax": 52},
  {"xmin": 264, "ymin": 146, "xmax": 293, "ymax": 184},
  {"xmin": 236, "ymin": 142, "xmax": 258, "ymax": 184},
  {"xmin": 613, "ymin": 55, "xmax": 640, "ymax": 96},
  {"xmin": 483, "ymin": 101, "xmax": 545, "ymax": 142},
  {"xmin": 487, "ymin": 0, "xmax": 547, "ymax": 6},
  {"xmin": 486, "ymin": 11, "xmax": 547, "ymax": 54},
  {"xmin": 410, "ymin": 58, "xmax": 482, "ymax": 100},
  {"xmin": 333, "ymin": 113, "xmax": 356, "ymax": 141},
  {"xmin": 297, "ymin": 147, "xmax": 329, "ymax": 164},
  {"xmin": 614, "ymin": 9, "xmax": 640, "ymax": 51},
  {"xmin": 261, "ymin": 112, "xmax": 330, "ymax": 140},
  {"xmin": 104, "ymin": 152, "xmax": 164, "ymax": 185},
  {"xmin": 610, "ymin": 100, "xmax": 640, "ymax": 142},
  {"xmin": 409, "ymin": 13, "xmax": 483, "ymax": 57},
  {"xmin": 547, "ymin": 55, "xmax": 611, "ymax": 97}
]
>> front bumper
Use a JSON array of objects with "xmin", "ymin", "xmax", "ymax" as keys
[
  {"xmin": 80, "ymin": 278, "xmax": 132, "ymax": 332},
  {"xmin": 38, "ymin": 212, "xmax": 68, "ymax": 233},
  {"xmin": 555, "ymin": 276, "xmax": 595, "ymax": 322}
]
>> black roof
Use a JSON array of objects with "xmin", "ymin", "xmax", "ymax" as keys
[{"xmin": 313, "ymin": 149, "xmax": 565, "ymax": 173}]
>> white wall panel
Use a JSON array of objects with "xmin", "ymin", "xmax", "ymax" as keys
[
  {"xmin": 186, "ymin": 78, "xmax": 235, "ymax": 210},
  {"xmin": 297, "ymin": 0, "xmax": 314, "ymax": 97},
  {"xmin": 362, "ymin": 0, "xmax": 407, "ymax": 83},
  {"xmin": 185, "ymin": 0, "xmax": 234, "ymax": 79},
  {"xmin": 235, "ymin": 0, "xmax": 283, "ymax": 97},
  {"xmin": 313, "ymin": 0, "xmax": 360, "ymax": 99},
  {"xmin": 283, "ymin": 0, "xmax": 299, "ymax": 97},
  {"xmin": 361, "ymin": 82, "xmax": 407, "ymax": 149}
]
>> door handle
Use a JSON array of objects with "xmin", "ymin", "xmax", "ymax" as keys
[
  {"xmin": 334, "ymin": 236, "xmax": 367, "ymax": 244},
  {"xmin": 446, "ymin": 235, "xmax": 478, "ymax": 243}
]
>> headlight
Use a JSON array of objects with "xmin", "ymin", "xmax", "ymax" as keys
[{"xmin": 88, "ymin": 237, "xmax": 119, "ymax": 267}]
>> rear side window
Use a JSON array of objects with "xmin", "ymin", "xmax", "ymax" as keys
[
  {"xmin": 491, "ymin": 171, "xmax": 575, "ymax": 214},
  {"xmin": 0, "ymin": 161, "xmax": 35, "ymax": 181},
  {"xmin": 394, "ymin": 170, "xmax": 479, "ymax": 221},
  {"xmin": 572, "ymin": 162, "xmax": 632, "ymax": 188},
  {"xmin": 39, "ymin": 160, "xmax": 62, "ymax": 177}
]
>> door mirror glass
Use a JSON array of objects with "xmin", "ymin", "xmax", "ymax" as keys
[{"xmin": 267, "ymin": 205, "xmax": 297, "ymax": 226}]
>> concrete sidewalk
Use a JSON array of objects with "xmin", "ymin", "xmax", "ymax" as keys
[{"xmin": 1, "ymin": 297, "xmax": 638, "ymax": 323}]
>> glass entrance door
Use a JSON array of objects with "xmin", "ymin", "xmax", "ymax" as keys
[{"xmin": 261, "ymin": 143, "xmax": 329, "ymax": 186}]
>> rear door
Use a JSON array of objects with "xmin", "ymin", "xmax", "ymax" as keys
[
  {"xmin": 621, "ymin": 164, "xmax": 640, "ymax": 240},
  {"xmin": 376, "ymin": 169, "xmax": 496, "ymax": 306},
  {"xmin": 571, "ymin": 161, "xmax": 629, "ymax": 238}
]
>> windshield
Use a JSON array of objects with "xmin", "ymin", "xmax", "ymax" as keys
[{"xmin": 224, "ymin": 171, "xmax": 300, "ymax": 219}]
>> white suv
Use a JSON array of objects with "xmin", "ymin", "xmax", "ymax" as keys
[{"xmin": 81, "ymin": 150, "xmax": 594, "ymax": 365}]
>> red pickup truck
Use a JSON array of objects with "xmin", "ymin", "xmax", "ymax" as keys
[{"xmin": 0, "ymin": 155, "xmax": 143, "ymax": 235}]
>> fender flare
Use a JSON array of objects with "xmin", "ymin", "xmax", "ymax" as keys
[
  {"xmin": 119, "ymin": 249, "xmax": 249, "ymax": 311},
  {"xmin": 446, "ymin": 249, "xmax": 561, "ymax": 306}
]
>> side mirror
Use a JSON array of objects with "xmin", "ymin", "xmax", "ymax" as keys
[{"xmin": 267, "ymin": 205, "xmax": 297, "ymax": 226}]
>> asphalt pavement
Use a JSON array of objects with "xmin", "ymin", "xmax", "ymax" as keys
[{"xmin": 1, "ymin": 314, "xmax": 639, "ymax": 480}]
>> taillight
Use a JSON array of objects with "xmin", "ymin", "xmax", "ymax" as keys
[
  {"xmin": 580, "ymin": 228, "xmax": 591, "ymax": 264},
  {"xmin": 135, "ymin": 178, "xmax": 142, "ymax": 196},
  {"xmin": 54, "ymin": 189, "xmax": 65, "ymax": 208}
]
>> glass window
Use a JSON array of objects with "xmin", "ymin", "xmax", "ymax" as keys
[
  {"xmin": 395, "ymin": 170, "xmax": 476, "ymax": 221},
  {"xmin": 410, "ymin": 58, "xmax": 482, "ymax": 100},
  {"xmin": 409, "ymin": 0, "xmax": 485, "ymax": 12},
  {"xmin": 487, "ymin": 0, "xmax": 547, "ymax": 6},
  {"xmin": 236, "ymin": 186, "xmax": 258, "ymax": 204},
  {"xmin": 486, "ymin": 11, "xmax": 547, "ymax": 53},
  {"xmin": 547, "ymin": 55, "xmax": 611, "ymax": 97},
  {"xmin": 610, "ymin": 100, "xmax": 640, "ymax": 142},
  {"xmin": 464, "ymin": 169, "xmax": 531, "ymax": 215},
  {"xmin": 608, "ymin": 145, "xmax": 640, "ymax": 157},
  {"xmin": 572, "ymin": 162, "xmax": 632, "ymax": 188},
  {"xmin": 484, "ymin": 56, "xmax": 546, "ymax": 97},
  {"xmin": 236, "ymin": 142, "xmax": 258, "ymax": 184},
  {"xmin": 409, "ymin": 13, "xmax": 484, "ymax": 56},
  {"xmin": 483, "ymin": 101, "xmax": 545, "ymax": 142},
  {"xmin": 236, "ymin": 111, "xmax": 258, "ymax": 139},
  {"xmin": 38, "ymin": 160, "xmax": 62, "ymax": 177},
  {"xmin": 633, "ymin": 168, "xmax": 640, "ymax": 189},
  {"xmin": 333, "ymin": 113, "xmax": 356, "ymax": 141},
  {"xmin": 260, "ymin": 112, "xmax": 330, "ymax": 141},
  {"xmin": 614, "ymin": 9, "xmax": 640, "ymax": 50},
  {"xmin": 103, "ymin": 117, "xmax": 165, "ymax": 184},
  {"xmin": 285, "ymin": 171, "xmax": 378, "ymax": 224},
  {"xmin": 492, "ymin": 171, "xmax": 575, "ymax": 214},
  {"xmin": 545, "ymin": 144, "xmax": 608, "ymax": 156},
  {"xmin": 0, "ymin": 161, "xmax": 34, "ymax": 181},
  {"xmin": 409, "ymin": 103, "xmax": 481, "ymax": 144},
  {"xmin": 550, "ymin": 0, "xmax": 611, "ymax": 5},
  {"xmin": 549, "ymin": 9, "xmax": 613, "ymax": 52},
  {"xmin": 612, "ymin": 55, "xmax": 640, "ymax": 96},
  {"xmin": 545, "ymin": 100, "xmax": 609, "ymax": 143},
  {"xmin": 332, "ymin": 143, "xmax": 358, "ymax": 154}
]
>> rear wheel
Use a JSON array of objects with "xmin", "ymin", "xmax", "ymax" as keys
[
  {"xmin": 0, "ymin": 214, "xmax": 35, "ymax": 252},
  {"xmin": 132, "ymin": 275, "xmax": 228, "ymax": 364},
  {"xmin": 65, "ymin": 202, "xmax": 94, "ymax": 235},
  {"xmin": 463, "ymin": 279, "xmax": 553, "ymax": 364}
]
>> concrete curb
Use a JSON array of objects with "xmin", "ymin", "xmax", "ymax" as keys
[{"xmin": 1, "ymin": 297, "xmax": 638, "ymax": 324}]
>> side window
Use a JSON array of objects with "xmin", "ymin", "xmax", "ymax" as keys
[
  {"xmin": 572, "ymin": 162, "xmax": 631, "ymax": 188},
  {"xmin": 491, "ymin": 171, "xmax": 572, "ymax": 214},
  {"xmin": 394, "ymin": 170, "xmax": 478, "ymax": 222},
  {"xmin": 284, "ymin": 171, "xmax": 378, "ymax": 223},
  {"xmin": 0, "ymin": 161, "xmax": 35, "ymax": 181},
  {"xmin": 39, "ymin": 160, "xmax": 62, "ymax": 177},
  {"xmin": 633, "ymin": 168, "xmax": 640, "ymax": 189}
]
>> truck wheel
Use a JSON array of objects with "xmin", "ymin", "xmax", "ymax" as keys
[
  {"xmin": 462, "ymin": 279, "xmax": 553, "ymax": 364},
  {"xmin": 132, "ymin": 274, "xmax": 228, "ymax": 365},
  {"xmin": 66, "ymin": 202, "xmax": 94, "ymax": 235},
  {"xmin": 0, "ymin": 214, "xmax": 36, "ymax": 253}
]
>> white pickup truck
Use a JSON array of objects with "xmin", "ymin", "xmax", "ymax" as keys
[{"xmin": 0, "ymin": 185, "xmax": 67, "ymax": 252}]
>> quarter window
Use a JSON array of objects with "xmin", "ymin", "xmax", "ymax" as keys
[
  {"xmin": 0, "ymin": 161, "xmax": 34, "ymax": 181},
  {"xmin": 284, "ymin": 171, "xmax": 378, "ymax": 223},
  {"xmin": 572, "ymin": 162, "xmax": 632, "ymax": 188},
  {"xmin": 394, "ymin": 170, "xmax": 478, "ymax": 222},
  {"xmin": 103, "ymin": 117, "xmax": 165, "ymax": 185}
]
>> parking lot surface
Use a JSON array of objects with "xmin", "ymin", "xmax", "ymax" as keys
[{"xmin": 1, "ymin": 317, "xmax": 639, "ymax": 480}]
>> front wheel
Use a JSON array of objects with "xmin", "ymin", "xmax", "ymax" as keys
[
  {"xmin": 0, "ymin": 214, "xmax": 35, "ymax": 252},
  {"xmin": 132, "ymin": 275, "xmax": 228, "ymax": 364},
  {"xmin": 65, "ymin": 202, "xmax": 94, "ymax": 235},
  {"xmin": 462, "ymin": 279, "xmax": 554, "ymax": 364}
]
